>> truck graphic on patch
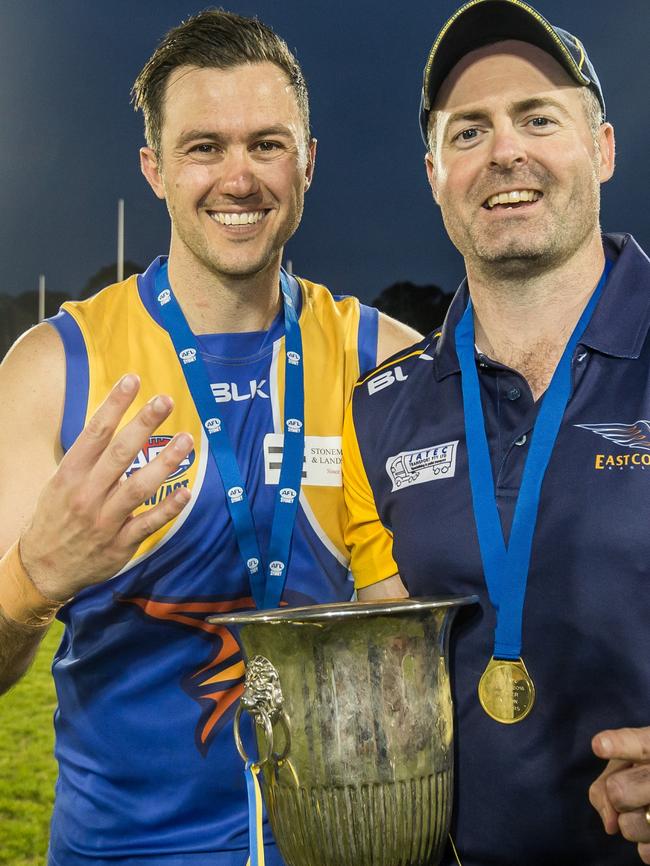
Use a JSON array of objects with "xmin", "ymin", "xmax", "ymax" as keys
[{"xmin": 386, "ymin": 441, "xmax": 458, "ymax": 491}]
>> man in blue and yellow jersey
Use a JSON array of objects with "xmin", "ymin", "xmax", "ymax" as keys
[
  {"xmin": 0, "ymin": 10, "xmax": 418, "ymax": 866},
  {"xmin": 344, "ymin": 1, "xmax": 650, "ymax": 864}
]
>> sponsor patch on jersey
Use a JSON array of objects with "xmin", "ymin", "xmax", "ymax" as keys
[
  {"xmin": 125, "ymin": 435, "xmax": 195, "ymax": 482},
  {"xmin": 263, "ymin": 434, "xmax": 343, "ymax": 487},
  {"xmin": 576, "ymin": 420, "xmax": 650, "ymax": 470},
  {"xmin": 386, "ymin": 440, "xmax": 458, "ymax": 491}
]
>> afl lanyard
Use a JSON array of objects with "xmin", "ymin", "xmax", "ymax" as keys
[
  {"xmin": 154, "ymin": 262, "xmax": 305, "ymax": 610},
  {"xmin": 454, "ymin": 261, "xmax": 611, "ymax": 660}
]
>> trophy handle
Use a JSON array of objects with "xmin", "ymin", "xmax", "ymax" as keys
[{"xmin": 233, "ymin": 655, "xmax": 292, "ymax": 767}]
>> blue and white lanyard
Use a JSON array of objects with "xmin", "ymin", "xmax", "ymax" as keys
[
  {"xmin": 154, "ymin": 262, "xmax": 305, "ymax": 610},
  {"xmin": 454, "ymin": 262, "xmax": 612, "ymax": 660}
]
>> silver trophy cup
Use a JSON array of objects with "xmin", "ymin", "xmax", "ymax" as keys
[{"xmin": 209, "ymin": 596, "xmax": 475, "ymax": 866}]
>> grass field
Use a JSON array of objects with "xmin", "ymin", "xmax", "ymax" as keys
[{"xmin": 0, "ymin": 621, "xmax": 62, "ymax": 865}]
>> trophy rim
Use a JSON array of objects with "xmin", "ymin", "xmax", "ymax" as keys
[{"xmin": 207, "ymin": 594, "xmax": 478, "ymax": 626}]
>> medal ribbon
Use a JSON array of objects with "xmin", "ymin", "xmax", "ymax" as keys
[
  {"xmin": 154, "ymin": 262, "xmax": 305, "ymax": 610},
  {"xmin": 455, "ymin": 263, "xmax": 611, "ymax": 660}
]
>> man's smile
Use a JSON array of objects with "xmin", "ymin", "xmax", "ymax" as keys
[
  {"xmin": 483, "ymin": 189, "xmax": 543, "ymax": 210},
  {"xmin": 207, "ymin": 209, "xmax": 270, "ymax": 226}
]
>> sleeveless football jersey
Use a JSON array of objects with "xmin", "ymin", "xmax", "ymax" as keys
[{"xmin": 46, "ymin": 258, "xmax": 378, "ymax": 866}]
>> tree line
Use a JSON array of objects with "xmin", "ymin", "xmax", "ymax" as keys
[{"xmin": 1, "ymin": 264, "xmax": 451, "ymax": 361}]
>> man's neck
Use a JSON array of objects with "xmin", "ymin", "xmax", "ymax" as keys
[
  {"xmin": 166, "ymin": 251, "xmax": 283, "ymax": 336},
  {"xmin": 466, "ymin": 238, "xmax": 606, "ymax": 400}
]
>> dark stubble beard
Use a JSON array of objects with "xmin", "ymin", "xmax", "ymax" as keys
[{"xmin": 446, "ymin": 159, "xmax": 602, "ymax": 282}]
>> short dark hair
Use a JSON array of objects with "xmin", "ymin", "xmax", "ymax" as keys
[{"xmin": 132, "ymin": 8, "xmax": 310, "ymax": 156}]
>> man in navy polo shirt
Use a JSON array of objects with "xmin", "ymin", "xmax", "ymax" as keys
[{"xmin": 343, "ymin": 1, "xmax": 650, "ymax": 864}]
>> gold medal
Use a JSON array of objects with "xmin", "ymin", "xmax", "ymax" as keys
[{"xmin": 478, "ymin": 656, "xmax": 535, "ymax": 724}]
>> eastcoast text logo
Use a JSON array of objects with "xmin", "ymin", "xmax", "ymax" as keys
[{"xmin": 576, "ymin": 420, "xmax": 650, "ymax": 470}]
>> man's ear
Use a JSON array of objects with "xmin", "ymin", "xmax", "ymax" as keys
[
  {"xmin": 425, "ymin": 152, "xmax": 440, "ymax": 204},
  {"xmin": 598, "ymin": 123, "xmax": 616, "ymax": 184},
  {"xmin": 304, "ymin": 138, "xmax": 317, "ymax": 191},
  {"xmin": 140, "ymin": 147, "xmax": 166, "ymax": 200}
]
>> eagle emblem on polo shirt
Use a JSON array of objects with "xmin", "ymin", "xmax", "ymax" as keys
[{"xmin": 576, "ymin": 420, "xmax": 650, "ymax": 451}]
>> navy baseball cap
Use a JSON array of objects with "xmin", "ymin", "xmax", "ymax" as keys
[{"xmin": 419, "ymin": 0, "xmax": 606, "ymax": 144}]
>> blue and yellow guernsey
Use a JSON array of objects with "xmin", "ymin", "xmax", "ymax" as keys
[
  {"xmin": 47, "ymin": 258, "xmax": 378, "ymax": 866},
  {"xmin": 343, "ymin": 234, "xmax": 650, "ymax": 866}
]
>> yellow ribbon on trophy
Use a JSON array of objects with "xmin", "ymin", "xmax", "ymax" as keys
[{"xmin": 244, "ymin": 761, "xmax": 265, "ymax": 866}]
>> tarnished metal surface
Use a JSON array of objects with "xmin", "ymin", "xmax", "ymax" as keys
[{"xmin": 210, "ymin": 596, "xmax": 475, "ymax": 866}]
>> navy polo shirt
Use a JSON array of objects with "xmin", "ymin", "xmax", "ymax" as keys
[{"xmin": 344, "ymin": 233, "xmax": 650, "ymax": 866}]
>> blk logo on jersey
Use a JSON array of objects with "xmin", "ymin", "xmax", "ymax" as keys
[
  {"xmin": 211, "ymin": 380, "xmax": 269, "ymax": 403},
  {"xmin": 386, "ymin": 441, "xmax": 458, "ymax": 491},
  {"xmin": 126, "ymin": 435, "xmax": 195, "ymax": 482},
  {"xmin": 577, "ymin": 420, "xmax": 650, "ymax": 470}
]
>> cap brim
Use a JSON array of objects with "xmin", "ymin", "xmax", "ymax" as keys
[{"xmin": 423, "ymin": 0, "xmax": 590, "ymax": 114}]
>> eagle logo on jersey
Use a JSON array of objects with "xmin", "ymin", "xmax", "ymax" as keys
[
  {"xmin": 119, "ymin": 589, "xmax": 315, "ymax": 756},
  {"xmin": 119, "ymin": 594, "xmax": 250, "ymax": 756},
  {"xmin": 576, "ymin": 420, "xmax": 650, "ymax": 450}
]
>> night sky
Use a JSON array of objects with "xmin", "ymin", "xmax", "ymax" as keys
[{"xmin": 2, "ymin": 0, "xmax": 648, "ymax": 304}]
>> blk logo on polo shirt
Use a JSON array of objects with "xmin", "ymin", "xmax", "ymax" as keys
[{"xmin": 367, "ymin": 366, "xmax": 408, "ymax": 396}]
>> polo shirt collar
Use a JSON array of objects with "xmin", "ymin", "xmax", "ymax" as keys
[{"xmin": 434, "ymin": 233, "xmax": 650, "ymax": 381}]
